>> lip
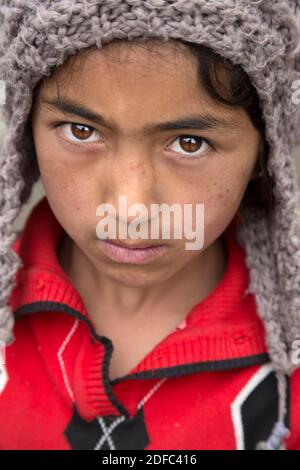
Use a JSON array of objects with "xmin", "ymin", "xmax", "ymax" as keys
[
  {"xmin": 98, "ymin": 238, "xmax": 169, "ymax": 264},
  {"xmin": 104, "ymin": 239, "xmax": 164, "ymax": 249}
]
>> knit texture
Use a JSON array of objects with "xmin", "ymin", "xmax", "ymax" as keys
[{"xmin": 0, "ymin": 0, "xmax": 300, "ymax": 381}]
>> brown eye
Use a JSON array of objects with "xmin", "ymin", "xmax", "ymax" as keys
[
  {"xmin": 168, "ymin": 135, "xmax": 213, "ymax": 159},
  {"xmin": 58, "ymin": 122, "xmax": 102, "ymax": 145},
  {"xmin": 70, "ymin": 123, "xmax": 94, "ymax": 140},
  {"xmin": 179, "ymin": 136, "xmax": 202, "ymax": 152}
]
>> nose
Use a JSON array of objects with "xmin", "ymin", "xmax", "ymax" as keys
[{"xmin": 107, "ymin": 150, "xmax": 158, "ymax": 226}]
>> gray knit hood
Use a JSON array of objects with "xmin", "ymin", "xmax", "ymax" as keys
[{"xmin": 0, "ymin": 0, "xmax": 300, "ymax": 450}]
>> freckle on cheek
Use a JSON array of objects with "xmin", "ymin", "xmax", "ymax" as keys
[{"xmin": 217, "ymin": 188, "xmax": 230, "ymax": 199}]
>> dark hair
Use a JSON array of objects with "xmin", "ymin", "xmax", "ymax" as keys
[{"xmin": 30, "ymin": 38, "xmax": 274, "ymax": 213}]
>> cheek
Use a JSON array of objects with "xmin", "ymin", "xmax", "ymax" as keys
[
  {"xmin": 175, "ymin": 168, "xmax": 248, "ymax": 248},
  {"xmin": 207, "ymin": 160, "xmax": 251, "ymax": 206},
  {"xmin": 39, "ymin": 159, "xmax": 78, "ymax": 206},
  {"xmin": 36, "ymin": 152, "xmax": 91, "ymax": 235},
  {"xmin": 202, "ymin": 169, "xmax": 252, "ymax": 245},
  {"xmin": 35, "ymin": 138, "xmax": 88, "ymax": 205},
  {"xmin": 34, "ymin": 126, "xmax": 86, "ymax": 196}
]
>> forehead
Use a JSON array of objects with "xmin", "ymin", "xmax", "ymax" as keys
[
  {"xmin": 39, "ymin": 39, "xmax": 201, "ymax": 95},
  {"xmin": 35, "ymin": 39, "xmax": 249, "ymax": 132}
]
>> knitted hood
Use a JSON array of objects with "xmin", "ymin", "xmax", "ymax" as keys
[{"xmin": 0, "ymin": 0, "xmax": 300, "ymax": 430}]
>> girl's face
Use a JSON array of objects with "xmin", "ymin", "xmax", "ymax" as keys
[{"xmin": 31, "ymin": 40, "xmax": 261, "ymax": 287}]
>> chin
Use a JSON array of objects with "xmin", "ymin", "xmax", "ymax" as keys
[{"xmin": 105, "ymin": 265, "xmax": 166, "ymax": 288}]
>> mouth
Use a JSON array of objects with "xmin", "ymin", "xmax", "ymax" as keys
[
  {"xmin": 97, "ymin": 238, "xmax": 169, "ymax": 264},
  {"xmin": 103, "ymin": 239, "xmax": 167, "ymax": 250}
]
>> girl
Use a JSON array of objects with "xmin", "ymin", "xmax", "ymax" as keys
[{"xmin": 0, "ymin": 0, "xmax": 299, "ymax": 450}]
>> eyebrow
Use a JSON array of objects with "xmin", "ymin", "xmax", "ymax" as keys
[{"xmin": 40, "ymin": 96, "xmax": 240, "ymax": 134}]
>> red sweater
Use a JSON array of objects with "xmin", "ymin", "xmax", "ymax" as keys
[{"xmin": 0, "ymin": 196, "xmax": 299, "ymax": 450}]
